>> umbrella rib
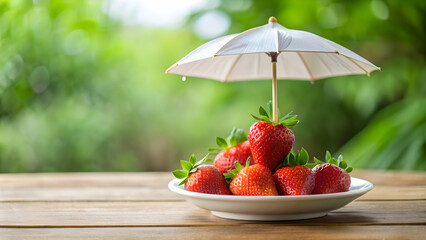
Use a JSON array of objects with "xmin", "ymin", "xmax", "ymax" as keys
[
  {"xmin": 297, "ymin": 52, "xmax": 314, "ymax": 82},
  {"xmin": 275, "ymin": 29, "xmax": 280, "ymax": 53},
  {"xmin": 165, "ymin": 64, "xmax": 178, "ymax": 73},
  {"xmin": 213, "ymin": 27, "xmax": 261, "ymax": 57},
  {"xmin": 223, "ymin": 55, "xmax": 242, "ymax": 82},
  {"xmin": 344, "ymin": 55, "xmax": 370, "ymax": 76}
]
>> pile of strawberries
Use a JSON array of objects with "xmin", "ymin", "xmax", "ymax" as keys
[{"xmin": 173, "ymin": 102, "xmax": 353, "ymax": 196}]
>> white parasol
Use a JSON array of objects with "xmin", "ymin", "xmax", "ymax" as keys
[{"xmin": 166, "ymin": 17, "xmax": 380, "ymax": 122}]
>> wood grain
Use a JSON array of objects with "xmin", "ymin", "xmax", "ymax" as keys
[
  {"xmin": 2, "ymin": 170, "xmax": 424, "ymax": 188},
  {"xmin": 1, "ymin": 225, "xmax": 425, "ymax": 240},
  {"xmin": 351, "ymin": 170, "xmax": 426, "ymax": 186},
  {"xmin": 0, "ymin": 187, "xmax": 182, "ymax": 201},
  {"xmin": 0, "ymin": 172, "xmax": 172, "ymax": 187},
  {"xmin": 0, "ymin": 201, "xmax": 424, "ymax": 227},
  {"xmin": 1, "ymin": 172, "xmax": 425, "ymax": 202},
  {"xmin": 1, "ymin": 185, "xmax": 424, "ymax": 202},
  {"xmin": 0, "ymin": 171, "xmax": 425, "ymax": 239}
]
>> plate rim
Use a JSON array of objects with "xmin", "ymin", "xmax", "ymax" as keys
[{"xmin": 168, "ymin": 177, "xmax": 374, "ymax": 201}]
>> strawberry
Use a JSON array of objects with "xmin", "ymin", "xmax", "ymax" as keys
[
  {"xmin": 224, "ymin": 160, "xmax": 278, "ymax": 196},
  {"xmin": 172, "ymin": 154, "xmax": 231, "ymax": 195},
  {"xmin": 249, "ymin": 102, "xmax": 299, "ymax": 171},
  {"xmin": 309, "ymin": 151, "xmax": 353, "ymax": 194},
  {"xmin": 209, "ymin": 127, "xmax": 253, "ymax": 174},
  {"xmin": 273, "ymin": 148, "xmax": 315, "ymax": 195}
]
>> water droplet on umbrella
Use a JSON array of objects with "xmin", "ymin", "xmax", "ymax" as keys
[{"xmin": 182, "ymin": 76, "xmax": 186, "ymax": 81}]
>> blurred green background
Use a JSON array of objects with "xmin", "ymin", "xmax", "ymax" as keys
[{"xmin": 0, "ymin": 0, "xmax": 424, "ymax": 173}]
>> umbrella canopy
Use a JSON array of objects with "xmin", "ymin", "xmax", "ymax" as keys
[
  {"xmin": 166, "ymin": 17, "xmax": 380, "ymax": 81},
  {"xmin": 166, "ymin": 17, "xmax": 380, "ymax": 121}
]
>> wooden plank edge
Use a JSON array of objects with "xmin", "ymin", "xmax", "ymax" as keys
[{"xmin": 1, "ymin": 222, "xmax": 425, "ymax": 228}]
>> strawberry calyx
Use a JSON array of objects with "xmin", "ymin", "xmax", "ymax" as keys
[
  {"xmin": 172, "ymin": 154, "xmax": 213, "ymax": 185},
  {"xmin": 306, "ymin": 150, "xmax": 353, "ymax": 173},
  {"xmin": 250, "ymin": 101, "xmax": 299, "ymax": 128},
  {"xmin": 275, "ymin": 148, "xmax": 309, "ymax": 170},
  {"xmin": 223, "ymin": 157, "xmax": 251, "ymax": 184},
  {"xmin": 208, "ymin": 127, "xmax": 247, "ymax": 152}
]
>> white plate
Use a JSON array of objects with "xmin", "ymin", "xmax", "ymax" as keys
[{"xmin": 168, "ymin": 177, "xmax": 373, "ymax": 221}]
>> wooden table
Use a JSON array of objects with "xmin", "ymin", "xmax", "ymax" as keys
[{"xmin": 0, "ymin": 170, "xmax": 425, "ymax": 239}]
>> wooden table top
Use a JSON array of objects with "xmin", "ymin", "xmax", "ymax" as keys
[{"xmin": 0, "ymin": 170, "xmax": 425, "ymax": 239}]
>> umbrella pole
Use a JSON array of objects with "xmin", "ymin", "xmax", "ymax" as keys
[{"xmin": 271, "ymin": 53, "xmax": 278, "ymax": 123}]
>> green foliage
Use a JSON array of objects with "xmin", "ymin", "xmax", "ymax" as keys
[
  {"xmin": 339, "ymin": 97, "xmax": 426, "ymax": 171},
  {"xmin": 0, "ymin": 0, "xmax": 424, "ymax": 172}
]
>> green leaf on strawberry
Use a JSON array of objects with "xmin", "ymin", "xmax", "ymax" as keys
[
  {"xmin": 250, "ymin": 101, "xmax": 299, "ymax": 128},
  {"xmin": 216, "ymin": 137, "xmax": 228, "ymax": 149},
  {"xmin": 207, "ymin": 147, "xmax": 222, "ymax": 152},
  {"xmin": 339, "ymin": 160, "xmax": 348, "ymax": 169},
  {"xmin": 228, "ymin": 127, "xmax": 247, "ymax": 147},
  {"xmin": 275, "ymin": 147, "xmax": 310, "ymax": 170},
  {"xmin": 297, "ymin": 148, "xmax": 309, "ymax": 166},
  {"xmin": 325, "ymin": 151, "xmax": 331, "ymax": 162},
  {"xmin": 267, "ymin": 101, "xmax": 274, "ymax": 117},
  {"xmin": 329, "ymin": 158, "xmax": 338, "ymax": 166},
  {"xmin": 313, "ymin": 157, "xmax": 323, "ymax": 165},
  {"xmin": 209, "ymin": 127, "xmax": 248, "ymax": 153},
  {"xmin": 259, "ymin": 106, "xmax": 269, "ymax": 119},
  {"xmin": 223, "ymin": 157, "xmax": 251, "ymax": 184},
  {"xmin": 305, "ymin": 163, "xmax": 316, "ymax": 169},
  {"xmin": 180, "ymin": 160, "xmax": 192, "ymax": 172},
  {"xmin": 306, "ymin": 151, "xmax": 353, "ymax": 173},
  {"xmin": 172, "ymin": 154, "xmax": 213, "ymax": 185},
  {"xmin": 172, "ymin": 170, "xmax": 187, "ymax": 179}
]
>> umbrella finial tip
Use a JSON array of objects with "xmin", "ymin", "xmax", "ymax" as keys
[{"xmin": 269, "ymin": 16, "xmax": 277, "ymax": 23}]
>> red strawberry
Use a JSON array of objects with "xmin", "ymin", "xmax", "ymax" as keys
[
  {"xmin": 249, "ymin": 103, "xmax": 299, "ymax": 171},
  {"xmin": 311, "ymin": 151, "xmax": 352, "ymax": 194},
  {"xmin": 185, "ymin": 165, "xmax": 231, "ymax": 195},
  {"xmin": 214, "ymin": 140, "xmax": 253, "ymax": 173},
  {"xmin": 273, "ymin": 148, "xmax": 315, "ymax": 195},
  {"xmin": 173, "ymin": 154, "xmax": 231, "ymax": 195},
  {"xmin": 225, "ymin": 160, "xmax": 278, "ymax": 196},
  {"xmin": 210, "ymin": 128, "xmax": 253, "ymax": 174}
]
